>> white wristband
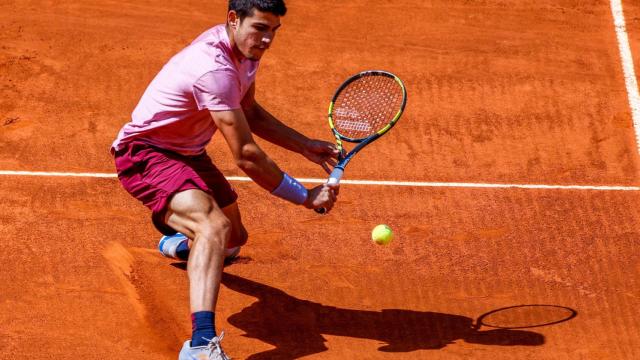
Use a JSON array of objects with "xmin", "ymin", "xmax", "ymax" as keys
[{"xmin": 271, "ymin": 172, "xmax": 308, "ymax": 205}]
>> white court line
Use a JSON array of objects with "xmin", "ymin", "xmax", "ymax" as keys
[
  {"xmin": 611, "ymin": 0, "xmax": 640, "ymax": 152},
  {"xmin": 0, "ymin": 171, "xmax": 117, "ymax": 178},
  {"xmin": 0, "ymin": 170, "xmax": 638, "ymax": 191}
]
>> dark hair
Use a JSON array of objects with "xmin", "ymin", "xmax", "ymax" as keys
[{"xmin": 228, "ymin": 0, "xmax": 287, "ymax": 20}]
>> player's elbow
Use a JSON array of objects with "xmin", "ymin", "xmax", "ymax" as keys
[{"xmin": 236, "ymin": 143, "xmax": 265, "ymax": 171}]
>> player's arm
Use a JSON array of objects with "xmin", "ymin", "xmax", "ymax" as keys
[
  {"xmin": 241, "ymin": 83, "xmax": 307, "ymax": 152},
  {"xmin": 241, "ymin": 84, "xmax": 338, "ymax": 174},
  {"xmin": 209, "ymin": 109, "xmax": 337, "ymax": 210},
  {"xmin": 210, "ymin": 108, "xmax": 281, "ymax": 190}
]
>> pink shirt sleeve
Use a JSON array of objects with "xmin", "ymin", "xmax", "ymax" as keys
[{"xmin": 192, "ymin": 70, "xmax": 241, "ymax": 111}]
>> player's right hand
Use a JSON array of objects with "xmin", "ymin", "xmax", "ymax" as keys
[{"xmin": 304, "ymin": 183, "xmax": 339, "ymax": 212}]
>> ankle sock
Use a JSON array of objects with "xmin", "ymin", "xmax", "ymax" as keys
[{"xmin": 191, "ymin": 311, "xmax": 216, "ymax": 347}]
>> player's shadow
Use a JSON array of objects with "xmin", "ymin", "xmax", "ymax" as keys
[{"xmin": 221, "ymin": 273, "xmax": 546, "ymax": 359}]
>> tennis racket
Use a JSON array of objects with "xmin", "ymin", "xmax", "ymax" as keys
[{"xmin": 316, "ymin": 70, "xmax": 407, "ymax": 214}]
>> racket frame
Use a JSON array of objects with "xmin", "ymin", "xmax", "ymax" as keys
[{"xmin": 326, "ymin": 70, "xmax": 407, "ymax": 184}]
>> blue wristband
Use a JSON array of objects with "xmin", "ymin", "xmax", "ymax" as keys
[{"xmin": 271, "ymin": 173, "xmax": 308, "ymax": 205}]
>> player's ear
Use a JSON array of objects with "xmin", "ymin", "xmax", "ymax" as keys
[{"xmin": 228, "ymin": 11, "xmax": 240, "ymax": 30}]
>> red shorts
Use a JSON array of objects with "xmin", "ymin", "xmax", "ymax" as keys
[{"xmin": 114, "ymin": 141, "xmax": 238, "ymax": 236}]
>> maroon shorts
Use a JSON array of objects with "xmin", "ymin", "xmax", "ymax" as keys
[{"xmin": 114, "ymin": 141, "xmax": 238, "ymax": 235}]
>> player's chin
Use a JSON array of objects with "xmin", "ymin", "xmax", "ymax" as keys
[{"xmin": 248, "ymin": 48, "xmax": 267, "ymax": 60}]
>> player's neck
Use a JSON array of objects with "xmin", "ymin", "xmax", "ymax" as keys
[{"xmin": 225, "ymin": 25, "xmax": 247, "ymax": 63}]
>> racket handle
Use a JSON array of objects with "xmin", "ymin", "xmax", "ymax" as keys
[
  {"xmin": 314, "ymin": 167, "xmax": 344, "ymax": 214},
  {"xmin": 327, "ymin": 167, "xmax": 344, "ymax": 185}
]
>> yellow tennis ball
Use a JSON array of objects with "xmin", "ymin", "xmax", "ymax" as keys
[{"xmin": 371, "ymin": 224, "xmax": 393, "ymax": 245}]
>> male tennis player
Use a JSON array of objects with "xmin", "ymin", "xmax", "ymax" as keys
[{"xmin": 111, "ymin": 1, "xmax": 338, "ymax": 358}]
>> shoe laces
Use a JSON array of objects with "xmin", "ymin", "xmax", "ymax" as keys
[{"xmin": 203, "ymin": 332, "xmax": 231, "ymax": 360}]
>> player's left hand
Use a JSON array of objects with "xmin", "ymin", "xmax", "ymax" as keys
[{"xmin": 302, "ymin": 139, "xmax": 339, "ymax": 174}]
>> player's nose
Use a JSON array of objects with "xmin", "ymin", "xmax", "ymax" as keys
[{"xmin": 262, "ymin": 32, "xmax": 275, "ymax": 45}]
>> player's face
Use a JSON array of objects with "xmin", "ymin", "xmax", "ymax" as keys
[{"xmin": 229, "ymin": 9, "xmax": 281, "ymax": 61}]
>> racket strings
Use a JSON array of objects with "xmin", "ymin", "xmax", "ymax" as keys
[{"xmin": 332, "ymin": 74, "xmax": 403, "ymax": 139}]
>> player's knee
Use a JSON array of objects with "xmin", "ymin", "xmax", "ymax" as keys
[
  {"xmin": 203, "ymin": 216, "xmax": 232, "ymax": 244},
  {"xmin": 237, "ymin": 226, "xmax": 249, "ymax": 246},
  {"xmin": 240, "ymin": 227, "xmax": 248, "ymax": 243}
]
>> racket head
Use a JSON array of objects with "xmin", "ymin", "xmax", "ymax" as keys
[{"xmin": 328, "ymin": 70, "xmax": 407, "ymax": 145}]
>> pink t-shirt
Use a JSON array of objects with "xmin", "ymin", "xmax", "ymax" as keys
[{"xmin": 111, "ymin": 24, "xmax": 259, "ymax": 156}]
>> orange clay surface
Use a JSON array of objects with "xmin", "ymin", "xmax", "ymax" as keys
[{"xmin": 1, "ymin": 1, "xmax": 640, "ymax": 359}]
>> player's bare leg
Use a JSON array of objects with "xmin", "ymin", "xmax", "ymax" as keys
[
  {"xmin": 164, "ymin": 189, "xmax": 231, "ymax": 358},
  {"xmin": 166, "ymin": 189, "xmax": 229, "ymax": 311},
  {"xmin": 221, "ymin": 202, "xmax": 248, "ymax": 259}
]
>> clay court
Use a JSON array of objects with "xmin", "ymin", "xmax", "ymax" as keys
[{"xmin": 2, "ymin": 0, "xmax": 640, "ymax": 358}]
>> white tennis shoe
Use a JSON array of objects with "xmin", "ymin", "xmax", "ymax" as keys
[{"xmin": 178, "ymin": 332, "xmax": 231, "ymax": 360}]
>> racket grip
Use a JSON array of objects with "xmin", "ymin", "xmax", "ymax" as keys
[
  {"xmin": 327, "ymin": 167, "xmax": 344, "ymax": 185},
  {"xmin": 314, "ymin": 167, "xmax": 344, "ymax": 214}
]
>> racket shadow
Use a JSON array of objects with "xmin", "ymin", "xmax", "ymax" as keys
[{"xmin": 221, "ymin": 273, "xmax": 546, "ymax": 359}]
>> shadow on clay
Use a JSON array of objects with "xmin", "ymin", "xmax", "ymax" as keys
[{"xmin": 220, "ymin": 273, "xmax": 562, "ymax": 359}]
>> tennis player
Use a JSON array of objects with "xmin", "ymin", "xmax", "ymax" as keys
[{"xmin": 111, "ymin": 1, "xmax": 338, "ymax": 358}]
